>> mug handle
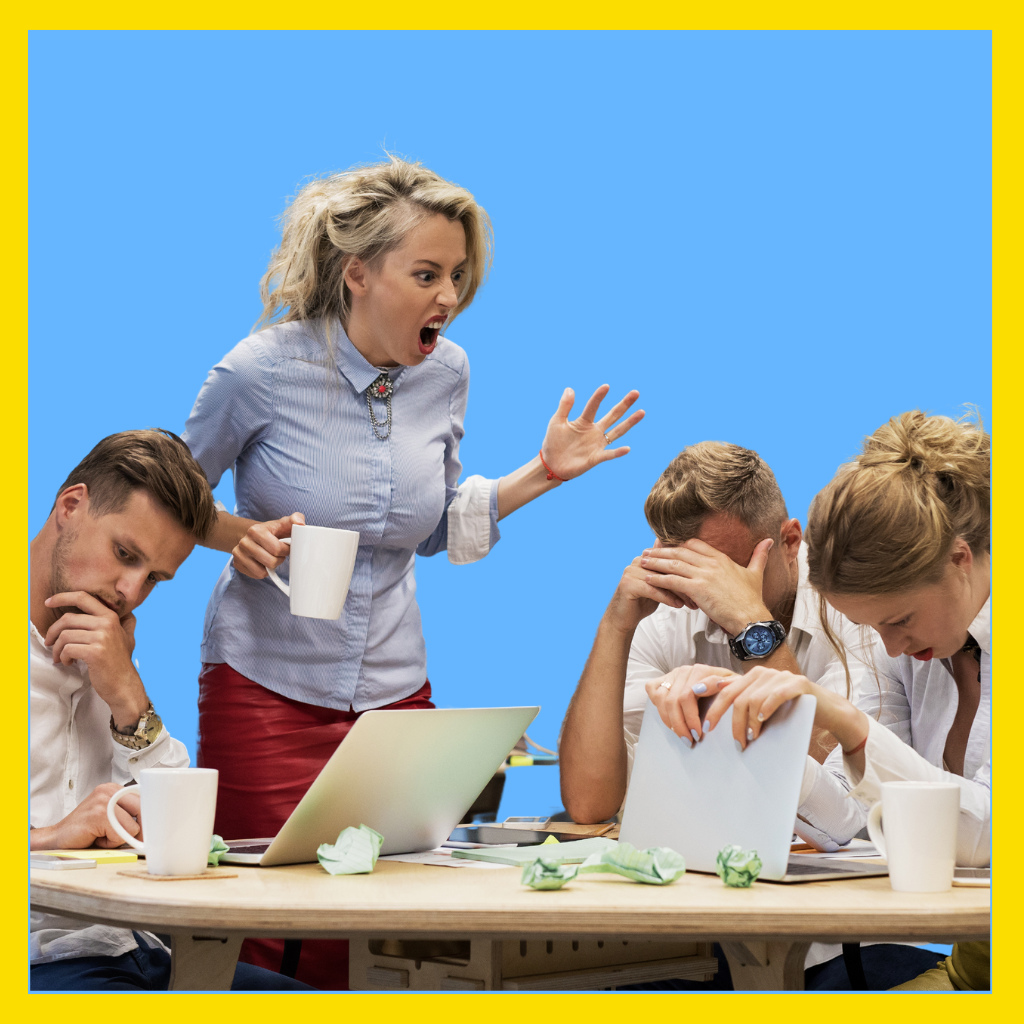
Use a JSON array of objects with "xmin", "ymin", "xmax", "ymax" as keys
[
  {"xmin": 866, "ymin": 800, "xmax": 887, "ymax": 860},
  {"xmin": 106, "ymin": 787, "xmax": 146, "ymax": 852},
  {"xmin": 265, "ymin": 537, "xmax": 292, "ymax": 597}
]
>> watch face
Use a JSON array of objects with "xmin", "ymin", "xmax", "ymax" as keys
[{"xmin": 743, "ymin": 625, "xmax": 776, "ymax": 657}]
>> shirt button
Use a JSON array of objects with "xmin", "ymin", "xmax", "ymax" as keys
[
  {"xmin": 129, "ymin": 757, "xmax": 138, "ymax": 764},
  {"xmin": 68, "ymin": 780, "xmax": 74, "ymax": 790}
]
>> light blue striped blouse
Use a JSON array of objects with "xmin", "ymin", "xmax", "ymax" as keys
[{"xmin": 182, "ymin": 318, "xmax": 500, "ymax": 710}]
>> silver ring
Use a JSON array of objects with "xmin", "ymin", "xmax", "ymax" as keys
[
  {"xmin": 658, "ymin": 680, "xmax": 673, "ymax": 692},
  {"xmin": 604, "ymin": 433, "xmax": 612, "ymax": 444}
]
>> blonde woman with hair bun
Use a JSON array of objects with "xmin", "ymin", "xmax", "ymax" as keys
[
  {"xmin": 181, "ymin": 156, "xmax": 643, "ymax": 988},
  {"xmin": 691, "ymin": 410, "xmax": 990, "ymax": 990}
]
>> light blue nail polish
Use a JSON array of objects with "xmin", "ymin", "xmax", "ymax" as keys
[
  {"xmin": 746, "ymin": 727, "xmax": 755, "ymax": 741},
  {"xmin": 692, "ymin": 682, "xmax": 708, "ymax": 695},
  {"xmin": 734, "ymin": 740, "xmax": 744, "ymax": 752},
  {"xmin": 691, "ymin": 729, "xmax": 700, "ymax": 742},
  {"xmin": 704, "ymin": 719, "xmax": 713, "ymax": 732}
]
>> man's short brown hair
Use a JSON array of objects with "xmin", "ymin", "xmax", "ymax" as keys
[
  {"xmin": 54, "ymin": 429, "xmax": 217, "ymax": 542},
  {"xmin": 644, "ymin": 441, "xmax": 788, "ymax": 543}
]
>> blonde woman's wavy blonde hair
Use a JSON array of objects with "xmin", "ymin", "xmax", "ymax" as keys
[
  {"xmin": 256, "ymin": 156, "xmax": 493, "ymax": 343},
  {"xmin": 806, "ymin": 409, "xmax": 990, "ymax": 692}
]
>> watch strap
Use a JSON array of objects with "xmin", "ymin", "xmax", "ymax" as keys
[{"xmin": 110, "ymin": 702, "xmax": 163, "ymax": 750}]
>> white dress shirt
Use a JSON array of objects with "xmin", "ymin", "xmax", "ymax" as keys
[
  {"xmin": 30, "ymin": 623, "xmax": 189, "ymax": 964},
  {"xmin": 798, "ymin": 599, "xmax": 991, "ymax": 867}
]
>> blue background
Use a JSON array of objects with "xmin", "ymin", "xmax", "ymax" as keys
[{"xmin": 28, "ymin": 31, "xmax": 990, "ymax": 819}]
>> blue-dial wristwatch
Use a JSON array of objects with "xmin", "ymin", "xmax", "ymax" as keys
[{"xmin": 728, "ymin": 621, "xmax": 787, "ymax": 661}]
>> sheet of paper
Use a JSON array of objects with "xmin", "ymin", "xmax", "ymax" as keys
[{"xmin": 379, "ymin": 848, "xmax": 513, "ymax": 869}]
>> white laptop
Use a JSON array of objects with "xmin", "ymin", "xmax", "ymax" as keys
[
  {"xmin": 620, "ymin": 696, "xmax": 888, "ymax": 883},
  {"xmin": 221, "ymin": 706, "xmax": 539, "ymax": 866}
]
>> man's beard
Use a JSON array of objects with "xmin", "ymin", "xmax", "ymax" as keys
[{"xmin": 49, "ymin": 526, "xmax": 86, "ymax": 616}]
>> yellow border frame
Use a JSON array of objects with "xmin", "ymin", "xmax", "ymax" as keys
[{"xmin": 8, "ymin": 9, "xmax": 1009, "ymax": 1021}]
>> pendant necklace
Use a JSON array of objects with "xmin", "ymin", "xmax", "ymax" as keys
[{"xmin": 366, "ymin": 372, "xmax": 394, "ymax": 440}]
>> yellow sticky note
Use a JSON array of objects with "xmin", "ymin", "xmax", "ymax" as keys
[
  {"xmin": 508, "ymin": 755, "xmax": 534, "ymax": 767},
  {"xmin": 47, "ymin": 849, "xmax": 138, "ymax": 864},
  {"xmin": 542, "ymin": 834, "xmax": 560, "ymax": 845}
]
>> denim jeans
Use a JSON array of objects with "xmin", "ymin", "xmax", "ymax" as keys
[{"xmin": 31, "ymin": 933, "xmax": 314, "ymax": 991}]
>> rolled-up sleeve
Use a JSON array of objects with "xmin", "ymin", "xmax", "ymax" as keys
[
  {"xmin": 181, "ymin": 336, "xmax": 274, "ymax": 489},
  {"xmin": 109, "ymin": 726, "xmax": 191, "ymax": 786},
  {"xmin": 417, "ymin": 352, "xmax": 501, "ymax": 563}
]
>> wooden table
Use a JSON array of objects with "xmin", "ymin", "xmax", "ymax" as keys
[{"xmin": 30, "ymin": 860, "xmax": 989, "ymax": 991}]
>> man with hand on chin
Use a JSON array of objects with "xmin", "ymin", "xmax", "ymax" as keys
[
  {"xmin": 30, "ymin": 429, "xmax": 309, "ymax": 991},
  {"xmin": 559, "ymin": 441, "xmax": 873, "ymax": 831}
]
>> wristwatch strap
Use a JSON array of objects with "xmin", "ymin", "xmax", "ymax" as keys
[{"xmin": 110, "ymin": 702, "xmax": 163, "ymax": 750}]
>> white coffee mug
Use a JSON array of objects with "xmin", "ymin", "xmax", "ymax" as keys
[
  {"xmin": 106, "ymin": 768, "xmax": 219, "ymax": 876},
  {"xmin": 266, "ymin": 524, "xmax": 360, "ymax": 619},
  {"xmin": 866, "ymin": 781, "xmax": 960, "ymax": 892}
]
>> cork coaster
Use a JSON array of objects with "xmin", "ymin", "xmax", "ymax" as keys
[{"xmin": 117, "ymin": 868, "xmax": 238, "ymax": 881}]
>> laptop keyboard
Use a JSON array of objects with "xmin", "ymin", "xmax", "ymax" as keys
[
  {"xmin": 226, "ymin": 843, "xmax": 272, "ymax": 855},
  {"xmin": 785, "ymin": 860, "xmax": 861, "ymax": 875}
]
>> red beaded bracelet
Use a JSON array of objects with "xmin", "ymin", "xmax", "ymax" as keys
[
  {"xmin": 539, "ymin": 450, "xmax": 566, "ymax": 482},
  {"xmin": 842, "ymin": 734, "xmax": 869, "ymax": 757}
]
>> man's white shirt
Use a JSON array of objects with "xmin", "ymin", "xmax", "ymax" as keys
[{"xmin": 30, "ymin": 622, "xmax": 189, "ymax": 964}]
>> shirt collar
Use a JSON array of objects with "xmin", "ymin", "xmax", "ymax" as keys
[
  {"xmin": 698, "ymin": 544, "xmax": 814, "ymax": 645},
  {"xmin": 968, "ymin": 597, "xmax": 991, "ymax": 653},
  {"xmin": 320, "ymin": 319, "xmax": 407, "ymax": 396}
]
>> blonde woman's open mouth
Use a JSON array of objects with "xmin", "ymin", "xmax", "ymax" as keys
[{"xmin": 419, "ymin": 316, "xmax": 446, "ymax": 354}]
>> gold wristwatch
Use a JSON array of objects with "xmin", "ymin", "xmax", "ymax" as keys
[{"xmin": 110, "ymin": 702, "xmax": 163, "ymax": 750}]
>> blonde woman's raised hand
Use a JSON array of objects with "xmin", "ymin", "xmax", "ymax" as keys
[{"xmin": 539, "ymin": 385, "xmax": 644, "ymax": 480}]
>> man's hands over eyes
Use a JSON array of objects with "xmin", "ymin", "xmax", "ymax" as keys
[
  {"xmin": 636, "ymin": 537, "xmax": 774, "ymax": 636},
  {"xmin": 43, "ymin": 591, "xmax": 150, "ymax": 730}
]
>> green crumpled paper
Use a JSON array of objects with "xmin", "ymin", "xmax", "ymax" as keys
[
  {"xmin": 208, "ymin": 834, "xmax": 229, "ymax": 867},
  {"xmin": 716, "ymin": 844, "xmax": 762, "ymax": 887},
  {"xmin": 579, "ymin": 842, "xmax": 686, "ymax": 885},
  {"xmin": 317, "ymin": 824, "xmax": 385, "ymax": 875},
  {"xmin": 521, "ymin": 857, "xmax": 581, "ymax": 889},
  {"xmin": 522, "ymin": 842, "xmax": 686, "ymax": 890}
]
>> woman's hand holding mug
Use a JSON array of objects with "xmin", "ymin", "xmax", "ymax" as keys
[{"xmin": 232, "ymin": 512, "xmax": 306, "ymax": 579}]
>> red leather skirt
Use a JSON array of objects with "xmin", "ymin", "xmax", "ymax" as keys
[{"xmin": 197, "ymin": 662, "xmax": 434, "ymax": 990}]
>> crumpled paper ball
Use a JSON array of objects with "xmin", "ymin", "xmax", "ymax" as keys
[
  {"xmin": 716, "ymin": 844, "xmax": 762, "ymax": 887},
  {"xmin": 580, "ymin": 842, "xmax": 686, "ymax": 885},
  {"xmin": 521, "ymin": 857, "xmax": 581, "ymax": 889},
  {"xmin": 317, "ymin": 824, "xmax": 385, "ymax": 875},
  {"xmin": 208, "ymin": 834, "xmax": 229, "ymax": 866}
]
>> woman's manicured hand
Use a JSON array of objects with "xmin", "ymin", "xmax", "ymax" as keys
[
  {"xmin": 698, "ymin": 666, "xmax": 868, "ymax": 753},
  {"xmin": 539, "ymin": 385, "xmax": 644, "ymax": 480},
  {"xmin": 645, "ymin": 665, "xmax": 738, "ymax": 747},
  {"xmin": 233, "ymin": 512, "xmax": 306, "ymax": 579}
]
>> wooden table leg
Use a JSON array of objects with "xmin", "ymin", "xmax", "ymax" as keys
[
  {"xmin": 720, "ymin": 940, "xmax": 811, "ymax": 991},
  {"xmin": 168, "ymin": 933, "xmax": 243, "ymax": 991}
]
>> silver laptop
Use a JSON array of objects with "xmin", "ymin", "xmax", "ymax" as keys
[
  {"xmin": 620, "ymin": 696, "xmax": 888, "ymax": 883},
  {"xmin": 222, "ymin": 706, "xmax": 539, "ymax": 866}
]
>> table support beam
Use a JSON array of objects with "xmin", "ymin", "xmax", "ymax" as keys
[
  {"xmin": 720, "ymin": 940, "xmax": 811, "ymax": 991},
  {"xmin": 168, "ymin": 933, "xmax": 243, "ymax": 991}
]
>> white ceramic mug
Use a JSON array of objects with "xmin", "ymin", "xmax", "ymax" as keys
[
  {"xmin": 106, "ymin": 768, "xmax": 219, "ymax": 876},
  {"xmin": 266, "ymin": 524, "xmax": 360, "ymax": 619},
  {"xmin": 866, "ymin": 781, "xmax": 961, "ymax": 892}
]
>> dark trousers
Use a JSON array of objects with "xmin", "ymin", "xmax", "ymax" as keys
[
  {"xmin": 30, "ymin": 933, "xmax": 313, "ymax": 991},
  {"xmin": 620, "ymin": 943, "xmax": 946, "ymax": 991}
]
